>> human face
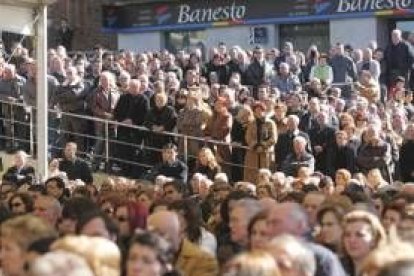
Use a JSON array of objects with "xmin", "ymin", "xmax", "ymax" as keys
[
  {"xmin": 229, "ymin": 206, "xmax": 249, "ymax": 245},
  {"xmin": 162, "ymin": 149, "xmax": 176, "ymax": 164},
  {"xmin": 46, "ymin": 180, "xmax": 63, "ymax": 199},
  {"xmin": 80, "ymin": 217, "xmax": 111, "ymax": 240},
  {"xmin": 64, "ymin": 143, "xmax": 77, "ymax": 160},
  {"xmin": 382, "ymin": 209, "xmax": 401, "ymax": 232},
  {"xmin": 257, "ymin": 186, "xmax": 271, "ymax": 199},
  {"xmin": 250, "ymin": 219, "xmax": 269, "ymax": 250},
  {"xmin": 0, "ymin": 237, "xmax": 26, "ymax": 276},
  {"xmin": 336, "ymin": 132, "xmax": 348, "ymax": 147},
  {"xmin": 9, "ymin": 196, "xmax": 26, "ymax": 215},
  {"xmin": 343, "ymin": 221, "xmax": 375, "ymax": 261},
  {"xmin": 127, "ymin": 244, "xmax": 163, "ymax": 276},
  {"xmin": 163, "ymin": 185, "xmax": 181, "ymax": 203},
  {"xmin": 267, "ymin": 206, "xmax": 302, "ymax": 237},
  {"xmin": 320, "ymin": 211, "xmax": 342, "ymax": 245},
  {"xmin": 115, "ymin": 206, "xmax": 130, "ymax": 237},
  {"xmin": 33, "ymin": 197, "xmax": 56, "ymax": 226},
  {"xmin": 303, "ymin": 194, "xmax": 325, "ymax": 227},
  {"xmin": 138, "ymin": 193, "xmax": 152, "ymax": 210}
]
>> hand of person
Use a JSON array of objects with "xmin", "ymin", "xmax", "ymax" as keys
[{"xmin": 314, "ymin": 145, "xmax": 323, "ymax": 153}]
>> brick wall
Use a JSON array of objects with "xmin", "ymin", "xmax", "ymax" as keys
[{"xmin": 48, "ymin": 0, "xmax": 117, "ymax": 51}]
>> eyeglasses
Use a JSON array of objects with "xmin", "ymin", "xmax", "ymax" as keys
[
  {"xmin": 102, "ymin": 208, "xmax": 114, "ymax": 215},
  {"xmin": 116, "ymin": 216, "xmax": 128, "ymax": 222}
]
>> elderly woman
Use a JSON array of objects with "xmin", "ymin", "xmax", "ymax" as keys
[{"xmin": 244, "ymin": 102, "xmax": 277, "ymax": 183}]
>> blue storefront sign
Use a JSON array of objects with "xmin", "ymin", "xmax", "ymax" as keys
[{"xmin": 102, "ymin": 0, "xmax": 414, "ymax": 33}]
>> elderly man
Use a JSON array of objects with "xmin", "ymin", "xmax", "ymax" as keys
[
  {"xmin": 147, "ymin": 210, "xmax": 218, "ymax": 276},
  {"xmin": 33, "ymin": 195, "xmax": 62, "ymax": 227},
  {"xmin": 2, "ymin": 150, "xmax": 35, "ymax": 186},
  {"xmin": 59, "ymin": 142, "xmax": 93, "ymax": 184},
  {"xmin": 281, "ymin": 136, "xmax": 315, "ymax": 177},
  {"xmin": 267, "ymin": 202, "xmax": 346, "ymax": 276}
]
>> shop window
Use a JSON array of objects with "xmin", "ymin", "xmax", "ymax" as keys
[
  {"xmin": 280, "ymin": 22, "xmax": 330, "ymax": 53},
  {"xmin": 164, "ymin": 30, "xmax": 207, "ymax": 54}
]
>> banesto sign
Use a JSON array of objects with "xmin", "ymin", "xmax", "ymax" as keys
[
  {"xmin": 337, "ymin": 0, "xmax": 413, "ymax": 13},
  {"xmin": 177, "ymin": 1, "xmax": 247, "ymax": 24}
]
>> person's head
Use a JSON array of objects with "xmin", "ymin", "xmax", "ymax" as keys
[
  {"xmin": 224, "ymin": 251, "xmax": 280, "ymax": 276},
  {"xmin": 8, "ymin": 192, "xmax": 33, "ymax": 215},
  {"xmin": 267, "ymin": 202, "xmax": 309, "ymax": 238},
  {"xmin": 154, "ymin": 92, "xmax": 168, "ymax": 109},
  {"xmin": 391, "ymin": 29, "xmax": 403, "ymax": 45},
  {"xmin": 335, "ymin": 169, "xmax": 352, "ymax": 193},
  {"xmin": 114, "ymin": 201, "xmax": 148, "ymax": 238},
  {"xmin": 76, "ymin": 210, "xmax": 118, "ymax": 241},
  {"xmin": 382, "ymin": 201, "xmax": 405, "ymax": 233},
  {"xmin": 33, "ymin": 195, "xmax": 62, "ymax": 227},
  {"xmin": 162, "ymin": 180, "xmax": 184, "ymax": 203},
  {"xmin": 248, "ymin": 211, "xmax": 270, "ymax": 251},
  {"xmin": 168, "ymin": 199, "xmax": 203, "ymax": 244},
  {"xmin": 279, "ymin": 62, "xmax": 290, "ymax": 76},
  {"xmin": 63, "ymin": 142, "xmax": 77, "ymax": 160},
  {"xmin": 45, "ymin": 177, "xmax": 65, "ymax": 200},
  {"xmin": 0, "ymin": 215, "xmax": 57, "ymax": 276},
  {"xmin": 286, "ymin": 115, "xmax": 300, "ymax": 132},
  {"xmin": 161, "ymin": 143, "xmax": 178, "ymax": 164},
  {"xmin": 229, "ymin": 199, "xmax": 263, "ymax": 247},
  {"xmin": 60, "ymin": 197, "xmax": 98, "ymax": 236},
  {"xmin": 14, "ymin": 150, "xmax": 29, "ymax": 168},
  {"xmin": 302, "ymin": 192, "xmax": 326, "ymax": 227},
  {"xmin": 198, "ymin": 147, "xmax": 217, "ymax": 168},
  {"xmin": 252, "ymin": 101, "xmax": 267, "ymax": 119},
  {"xmin": 266, "ymin": 234, "xmax": 316, "ymax": 276},
  {"xmin": 342, "ymin": 210, "xmax": 387, "ymax": 262},
  {"xmin": 126, "ymin": 231, "xmax": 174, "ymax": 276},
  {"xmin": 293, "ymin": 136, "xmax": 308, "ymax": 155},
  {"xmin": 30, "ymin": 250, "xmax": 94, "ymax": 276},
  {"xmin": 52, "ymin": 235, "xmax": 121, "ymax": 276},
  {"xmin": 317, "ymin": 204, "xmax": 347, "ymax": 247},
  {"xmin": 335, "ymin": 130, "xmax": 349, "ymax": 147},
  {"xmin": 147, "ymin": 210, "xmax": 182, "ymax": 253}
]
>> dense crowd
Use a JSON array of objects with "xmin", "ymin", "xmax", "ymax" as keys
[{"xmin": 1, "ymin": 28, "xmax": 414, "ymax": 275}]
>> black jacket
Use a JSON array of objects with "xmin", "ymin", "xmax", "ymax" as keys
[
  {"xmin": 59, "ymin": 158, "xmax": 93, "ymax": 184},
  {"xmin": 400, "ymin": 140, "xmax": 414, "ymax": 182},
  {"xmin": 3, "ymin": 165, "xmax": 35, "ymax": 186}
]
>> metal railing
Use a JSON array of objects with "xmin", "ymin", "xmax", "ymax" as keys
[{"xmin": 0, "ymin": 98, "xmax": 253, "ymax": 179}]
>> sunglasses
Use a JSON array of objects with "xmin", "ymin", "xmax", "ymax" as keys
[
  {"xmin": 11, "ymin": 202, "xmax": 23, "ymax": 208},
  {"xmin": 116, "ymin": 216, "xmax": 128, "ymax": 222}
]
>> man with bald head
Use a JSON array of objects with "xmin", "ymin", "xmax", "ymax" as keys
[
  {"xmin": 147, "ymin": 210, "xmax": 218, "ymax": 276},
  {"xmin": 267, "ymin": 202, "xmax": 346, "ymax": 276}
]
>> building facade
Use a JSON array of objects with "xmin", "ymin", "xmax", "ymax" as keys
[{"xmin": 102, "ymin": 0, "xmax": 414, "ymax": 53}]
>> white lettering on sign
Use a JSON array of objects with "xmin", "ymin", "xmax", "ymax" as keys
[
  {"xmin": 177, "ymin": 2, "xmax": 247, "ymax": 24},
  {"xmin": 337, "ymin": 0, "xmax": 412, "ymax": 13}
]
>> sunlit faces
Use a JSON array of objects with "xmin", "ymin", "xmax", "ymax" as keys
[
  {"xmin": 249, "ymin": 219, "xmax": 269, "ymax": 251},
  {"xmin": 127, "ymin": 244, "xmax": 164, "ymax": 276},
  {"xmin": 343, "ymin": 221, "xmax": 375, "ymax": 261},
  {"xmin": 320, "ymin": 211, "xmax": 342, "ymax": 246}
]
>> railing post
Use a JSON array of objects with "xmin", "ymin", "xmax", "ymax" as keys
[
  {"xmin": 29, "ymin": 107, "xmax": 34, "ymax": 156},
  {"xmin": 183, "ymin": 136, "xmax": 188, "ymax": 165},
  {"xmin": 105, "ymin": 120, "xmax": 110, "ymax": 173},
  {"xmin": 10, "ymin": 102, "xmax": 15, "ymax": 150}
]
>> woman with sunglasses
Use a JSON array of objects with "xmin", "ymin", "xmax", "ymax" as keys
[{"xmin": 8, "ymin": 192, "xmax": 33, "ymax": 216}]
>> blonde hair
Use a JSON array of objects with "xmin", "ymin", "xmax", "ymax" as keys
[
  {"xmin": 225, "ymin": 251, "xmax": 280, "ymax": 276},
  {"xmin": 1, "ymin": 214, "xmax": 57, "ymax": 250},
  {"xmin": 52, "ymin": 236, "xmax": 120, "ymax": 276},
  {"xmin": 361, "ymin": 228, "xmax": 414, "ymax": 275},
  {"xmin": 342, "ymin": 210, "xmax": 387, "ymax": 249},
  {"xmin": 198, "ymin": 147, "xmax": 219, "ymax": 170}
]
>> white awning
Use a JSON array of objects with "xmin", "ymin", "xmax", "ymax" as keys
[{"xmin": 0, "ymin": 4, "xmax": 34, "ymax": 35}]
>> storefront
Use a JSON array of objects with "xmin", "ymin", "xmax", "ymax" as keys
[{"xmin": 102, "ymin": 0, "xmax": 414, "ymax": 53}]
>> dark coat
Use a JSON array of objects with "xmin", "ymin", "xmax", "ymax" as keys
[
  {"xmin": 149, "ymin": 160, "xmax": 188, "ymax": 184},
  {"xmin": 59, "ymin": 158, "xmax": 93, "ymax": 184},
  {"xmin": 144, "ymin": 105, "xmax": 177, "ymax": 148},
  {"xmin": 309, "ymin": 125, "xmax": 336, "ymax": 172},
  {"xmin": 357, "ymin": 141, "xmax": 392, "ymax": 181},
  {"xmin": 275, "ymin": 130, "xmax": 311, "ymax": 170},
  {"xmin": 400, "ymin": 140, "xmax": 414, "ymax": 182},
  {"xmin": 326, "ymin": 144, "xmax": 357, "ymax": 176},
  {"xmin": 3, "ymin": 165, "xmax": 35, "ymax": 186}
]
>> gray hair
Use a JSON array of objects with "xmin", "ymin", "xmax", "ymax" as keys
[
  {"xmin": 233, "ymin": 199, "xmax": 263, "ymax": 221},
  {"xmin": 269, "ymin": 234, "xmax": 316, "ymax": 276}
]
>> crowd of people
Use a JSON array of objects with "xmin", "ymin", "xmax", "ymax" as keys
[{"xmin": 1, "ymin": 28, "xmax": 414, "ymax": 275}]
